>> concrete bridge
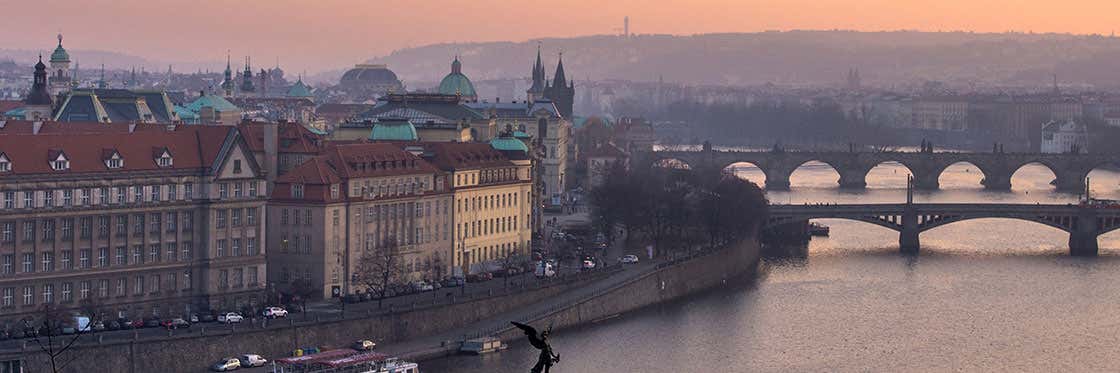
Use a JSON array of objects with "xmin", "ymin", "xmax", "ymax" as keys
[
  {"xmin": 767, "ymin": 203, "xmax": 1120, "ymax": 256},
  {"xmin": 653, "ymin": 148, "xmax": 1120, "ymax": 191}
]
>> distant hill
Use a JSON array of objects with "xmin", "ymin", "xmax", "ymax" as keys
[
  {"xmin": 0, "ymin": 49, "xmax": 224, "ymax": 74},
  {"xmin": 358, "ymin": 31, "xmax": 1120, "ymax": 89}
]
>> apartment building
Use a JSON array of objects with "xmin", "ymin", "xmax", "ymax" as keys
[{"xmin": 0, "ymin": 121, "xmax": 267, "ymax": 322}]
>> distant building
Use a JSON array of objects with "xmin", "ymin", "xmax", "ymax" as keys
[
  {"xmin": 584, "ymin": 143, "xmax": 628, "ymax": 187},
  {"xmin": 53, "ymin": 89, "xmax": 177, "ymax": 124},
  {"xmin": 1041, "ymin": 119, "xmax": 1088, "ymax": 153},
  {"xmin": 49, "ymin": 34, "xmax": 72, "ymax": 98},
  {"xmin": 437, "ymin": 57, "xmax": 477, "ymax": 102},
  {"xmin": 336, "ymin": 64, "xmax": 404, "ymax": 102},
  {"xmin": 5, "ymin": 56, "xmax": 54, "ymax": 120},
  {"xmin": 352, "ymin": 93, "xmax": 484, "ymax": 142},
  {"xmin": 526, "ymin": 48, "xmax": 575, "ymax": 119},
  {"xmin": 182, "ymin": 92, "xmax": 242, "ymax": 125}
]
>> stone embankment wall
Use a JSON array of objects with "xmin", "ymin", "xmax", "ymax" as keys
[
  {"xmin": 494, "ymin": 238, "xmax": 760, "ymax": 342},
  {"xmin": 2, "ymin": 272, "xmax": 615, "ymax": 373}
]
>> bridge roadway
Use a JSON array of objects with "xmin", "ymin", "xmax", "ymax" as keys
[
  {"xmin": 653, "ymin": 148, "xmax": 1120, "ymax": 191},
  {"xmin": 767, "ymin": 203, "xmax": 1120, "ymax": 256}
]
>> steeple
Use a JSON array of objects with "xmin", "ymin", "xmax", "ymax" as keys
[
  {"xmin": 527, "ymin": 44, "xmax": 546, "ymax": 101},
  {"xmin": 97, "ymin": 63, "xmax": 106, "ymax": 89},
  {"xmin": 25, "ymin": 55, "xmax": 53, "ymax": 106},
  {"xmin": 240, "ymin": 56, "xmax": 256, "ymax": 94},
  {"xmin": 221, "ymin": 51, "xmax": 234, "ymax": 97},
  {"xmin": 552, "ymin": 52, "xmax": 567, "ymax": 88},
  {"xmin": 451, "ymin": 55, "xmax": 462, "ymax": 74}
]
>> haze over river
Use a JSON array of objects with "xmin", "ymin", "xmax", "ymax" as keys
[{"xmin": 426, "ymin": 162, "xmax": 1120, "ymax": 372}]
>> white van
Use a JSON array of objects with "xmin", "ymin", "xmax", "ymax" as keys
[{"xmin": 535, "ymin": 262, "xmax": 556, "ymax": 278}]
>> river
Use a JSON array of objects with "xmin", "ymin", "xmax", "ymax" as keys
[{"xmin": 423, "ymin": 162, "xmax": 1120, "ymax": 372}]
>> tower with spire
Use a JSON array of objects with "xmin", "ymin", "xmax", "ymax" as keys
[
  {"xmin": 24, "ymin": 55, "xmax": 55, "ymax": 120},
  {"xmin": 240, "ymin": 57, "xmax": 256, "ymax": 96},
  {"xmin": 527, "ymin": 45, "xmax": 546, "ymax": 102},
  {"xmin": 48, "ymin": 34, "xmax": 72, "ymax": 97},
  {"xmin": 220, "ymin": 52, "xmax": 235, "ymax": 97},
  {"xmin": 544, "ymin": 52, "xmax": 575, "ymax": 118}
]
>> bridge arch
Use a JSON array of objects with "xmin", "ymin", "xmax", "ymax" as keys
[
  {"xmin": 864, "ymin": 160, "xmax": 914, "ymax": 189},
  {"xmin": 936, "ymin": 161, "xmax": 988, "ymax": 189},
  {"xmin": 786, "ymin": 159, "xmax": 844, "ymax": 189},
  {"xmin": 1081, "ymin": 161, "xmax": 1120, "ymax": 195},
  {"xmin": 653, "ymin": 157, "xmax": 693, "ymax": 170},
  {"xmin": 1009, "ymin": 161, "xmax": 1061, "ymax": 191},
  {"xmin": 723, "ymin": 161, "xmax": 768, "ymax": 185},
  {"xmin": 917, "ymin": 215, "xmax": 1073, "ymax": 234}
]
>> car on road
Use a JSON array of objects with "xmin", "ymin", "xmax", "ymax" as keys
[
  {"xmin": 218, "ymin": 312, "xmax": 244, "ymax": 324},
  {"xmin": 442, "ymin": 277, "xmax": 464, "ymax": 287},
  {"xmin": 90, "ymin": 321, "xmax": 106, "ymax": 332},
  {"xmin": 619, "ymin": 255, "xmax": 639, "ymax": 264},
  {"xmin": 210, "ymin": 357, "xmax": 241, "ymax": 371},
  {"xmin": 143, "ymin": 317, "xmax": 162, "ymax": 328},
  {"xmin": 238, "ymin": 354, "xmax": 268, "ymax": 368},
  {"xmin": 352, "ymin": 339, "xmax": 377, "ymax": 351},
  {"xmin": 551, "ymin": 231, "xmax": 566, "ymax": 239},
  {"xmin": 161, "ymin": 318, "xmax": 191, "ymax": 329},
  {"xmin": 582, "ymin": 259, "xmax": 597, "ymax": 270},
  {"xmin": 262, "ymin": 307, "xmax": 288, "ymax": 318},
  {"xmin": 130, "ymin": 319, "xmax": 146, "ymax": 329},
  {"xmin": 410, "ymin": 281, "xmax": 434, "ymax": 292}
]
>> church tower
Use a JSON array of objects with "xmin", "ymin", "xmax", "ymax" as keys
[
  {"xmin": 240, "ymin": 57, "xmax": 256, "ymax": 96},
  {"xmin": 48, "ymin": 34, "xmax": 72, "ymax": 97},
  {"xmin": 544, "ymin": 53, "xmax": 575, "ymax": 118},
  {"xmin": 220, "ymin": 53, "xmax": 235, "ymax": 97},
  {"xmin": 25, "ymin": 55, "xmax": 55, "ymax": 120},
  {"xmin": 527, "ymin": 46, "xmax": 546, "ymax": 102}
]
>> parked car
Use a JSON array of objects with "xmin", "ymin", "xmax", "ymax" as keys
[
  {"xmin": 551, "ymin": 231, "xmax": 567, "ymax": 239},
  {"xmin": 210, "ymin": 357, "xmax": 241, "ymax": 372},
  {"xmin": 162, "ymin": 318, "xmax": 191, "ymax": 329},
  {"xmin": 283, "ymin": 303, "xmax": 305, "ymax": 313},
  {"xmin": 197, "ymin": 313, "xmax": 217, "ymax": 323},
  {"xmin": 343, "ymin": 294, "xmax": 363, "ymax": 304},
  {"xmin": 115, "ymin": 318, "xmax": 134, "ymax": 330},
  {"xmin": 410, "ymin": 281, "xmax": 434, "ymax": 292},
  {"xmin": 238, "ymin": 354, "xmax": 268, "ymax": 368},
  {"xmin": 358, "ymin": 292, "xmax": 373, "ymax": 302},
  {"xmin": 261, "ymin": 307, "xmax": 288, "ymax": 318},
  {"xmin": 130, "ymin": 319, "xmax": 146, "ymax": 329},
  {"xmin": 352, "ymin": 339, "xmax": 377, "ymax": 351},
  {"xmin": 218, "ymin": 312, "xmax": 244, "ymax": 324},
  {"xmin": 619, "ymin": 255, "xmax": 640, "ymax": 264},
  {"xmin": 90, "ymin": 321, "xmax": 107, "ymax": 332},
  {"xmin": 442, "ymin": 277, "xmax": 464, "ymax": 287},
  {"xmin": 582, "ymin": 260, "xmax": 597, "ymax": 270},
  {"xmin": 143, "ymin": 317, "xmax": 162, "ymax": 328}
]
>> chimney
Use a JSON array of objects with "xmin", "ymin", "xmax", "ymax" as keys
[
  {"xmin": 32, "ymin": 121, "xmax": 43, "ymax": 135},
  {"xmin": 262, "ymin": 121, "xmax": 279, "ymax": 191},
  {"xmin": 128, "ymin": 122, "xmax": 137, "ymax": 133}
]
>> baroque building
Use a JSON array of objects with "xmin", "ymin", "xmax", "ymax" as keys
[{"xmin": 0, "ymin": 122, "xmax": 268, "ymax": 321}]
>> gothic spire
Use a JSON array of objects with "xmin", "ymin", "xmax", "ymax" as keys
[{"xmin": 552, "ymin": 52, "xmax": 567, "ymax": 88}]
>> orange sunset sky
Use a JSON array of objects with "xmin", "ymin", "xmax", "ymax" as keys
[{"xmin": 6, "ymin": 0, "xmax": 1120, "ymax": 73}]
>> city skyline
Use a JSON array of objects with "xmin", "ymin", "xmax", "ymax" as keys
[{"xmin": 4, "ymin": 0, "xmax": 1120, "ymax": 74}]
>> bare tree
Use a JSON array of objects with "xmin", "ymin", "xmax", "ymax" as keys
[
  {"xmin": 497, "ymin": 250, "xmax": 527, "ymax": 287},
  {"xmin": 354, "ymin": 237, "xmax": 404, "ymax": 308},
  {"xmin": 24, "ymin": 302, "xmax": 102, "ymax": 373},
  {"xmin": 287, "ymin": 279, "xmax": 317, "ymax": 319}
]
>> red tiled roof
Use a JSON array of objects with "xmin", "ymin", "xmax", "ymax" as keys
[
  {"xmin": 406, "ymin": 142, "xmax": 516, "ymax": 171},
  {"xmin": 276, "ymin": 156, "xmax": 341, "ymax": 185},
  {"xmin": 0, "ymin": 120, "xmax": 170, "ymax": 135},
  {"xmin": 0, "ymin": 125, "xmax": 234, "ymax": 176},
  {"xmin": 327, "ymin": 143, "xmax": 439, "ymax": 179},
  {"xmin": 238, "ymin": 121, "xmax": 323, "ymax": 154}
]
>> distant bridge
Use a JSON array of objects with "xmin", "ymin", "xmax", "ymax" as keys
[
  {"xmin": 653, "ymin": 148, "xmax": 1120, "ymax": 191},
  {"xmin": 767, "ymin": 203, "xmax": 1120, "ymax": 256}
]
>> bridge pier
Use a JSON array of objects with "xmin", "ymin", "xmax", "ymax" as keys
[
  {"xmin": 1069, "ymin": 232, "xmax": 1099, "ymax": 257},
  {"xmin": 765, "ymin": 176, "xmax": 791, "ymax": 190},
  {"xmin": 1053, "ymin": 174, "xmax": 1087, "ymax": 193},
  {"xmin": 911, "ymin": 173, "xmax": 939, "ymax": 190},
  {"xmin": 837, "ymin": 169, "xmax": 867, "ymax": 189},
  {"xmin": 899, "ymin": 208, "xmax": 920, "ymax": 254},
  {"xmin": 981, "ymin": 172, "xmax": 1012, "ymax": 191}
]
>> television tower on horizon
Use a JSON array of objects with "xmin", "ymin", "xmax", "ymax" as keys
[{"xmin": 624, "ymin": 16, "xmax": 630, "ymax": 37}]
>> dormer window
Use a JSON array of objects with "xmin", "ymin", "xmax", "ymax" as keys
[
  {"xmin": 155, "ymin": 149, "xmax": 173, "ymax": 168},
  {"xmin": 50, "ymin": 152, "xmax": 70, "ymax": 171},
  {"xmin": 0, "ymin": 153, "xmax": 10, "ymax": 173},
  {"xmin": 105, "ymin": 152, "xmax": 124, "ymax": 169},
  {"xmin": 291, "ymin": 184, "xmax": 305, "ymax": 199}
]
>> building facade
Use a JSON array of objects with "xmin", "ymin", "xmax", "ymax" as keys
[
  {"xmin": 1041, "ymin": 119, "xmax": 1089, "ymax": 154},
  {"xmin": 0, "ymin": 122, "xmax": 268, "ymax": 322},
  {"xmin": 267, "ymin": 143, "xmax": 453, "ymax": 299}
]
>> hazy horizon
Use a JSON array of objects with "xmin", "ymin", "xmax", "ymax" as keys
[{"xmin": 5, "ymin": 0, "xmax": 1120, "ymax": 74}]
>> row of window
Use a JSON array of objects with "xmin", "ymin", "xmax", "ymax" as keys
[
  {"xmin": 0, "ymin": 212, "xmax": 194, "ymax": 243},
  {"xmin": 279, "ymin": 208, "xmax": 314, "ymax": 226},
  {"xmin": 462, "ymin": 241, "xmax": 525, "ymax": 266},
  {"xmin": 0, "ymin": 243, "xmax": 195, "ymax": 276},
  {"xmin": 1, "ymin": 271, "xmax": 193, "ymax": 308},
  {"xmin": 458, "ymin": 215, "xmax": 524, "ymax": 239},
  {"xmin": 215, "ymin": 208, "xmax": 259, "ymax": 229},
  {"xmin": 1, "ymin": 184, "xmax": 195, "ymax": 210},
  {"xmin": 0, "ymin": 181, "xmax": 262, "ymax": 210},
  {"xmin": 215, "ymin": 266, "xmax": 260, "ymax": 289},
  {"xmin": 214, "ymin": 238, "xmax": 260, "ymax": 258},
  {"xmin": 348, "ymin": 176, "xmax": 434, "ymax": 199},
  {"xmin": 457, "ymin": 191, "xmax": 526, "ymax": 214}
]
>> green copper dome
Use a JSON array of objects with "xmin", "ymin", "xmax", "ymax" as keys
[
  {"xmin": 369, "ymin": 120, "xmax": 418, "ymax": 141},
  {"xmin": 50, "ymin": 35, "xmax": 70, "ymax": 63},
  {"xmin": 438, "ymin": 57, "xmax": 476, "ymax": 98},
  {"xmin": 287, "ymin": 78, "xmax": 313, "ymax": 98},
  {"xmin": 490, "ymin": 136, "xmax": 528, "ymax": 153}
]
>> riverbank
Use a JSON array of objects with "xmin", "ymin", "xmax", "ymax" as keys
[{"xmin": 390, "ymin": 236, "xmax": 761, "ymax": 364}]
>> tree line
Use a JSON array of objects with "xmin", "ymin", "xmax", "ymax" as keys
[{"xmin": 589, "ymin": 155, "xmax": 770, "ymax": 256}]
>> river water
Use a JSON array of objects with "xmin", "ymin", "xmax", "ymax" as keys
[{"xmin": 424, "ymin": 162, "xmax": 1120, "ymax": 372}]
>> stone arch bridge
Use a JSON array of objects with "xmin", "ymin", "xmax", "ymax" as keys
[
  {"xmin": 767, "ymin": 203, "xmax": 1120, "ymax": 256},
  {"xmin": 653, "ymin": 149, "xmax": 1120, "ymax": 191}
]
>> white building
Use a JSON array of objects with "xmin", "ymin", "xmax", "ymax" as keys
[{"xmin": 1041, "ymin": 119, "xmax": 1089, "ymax": 154}]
